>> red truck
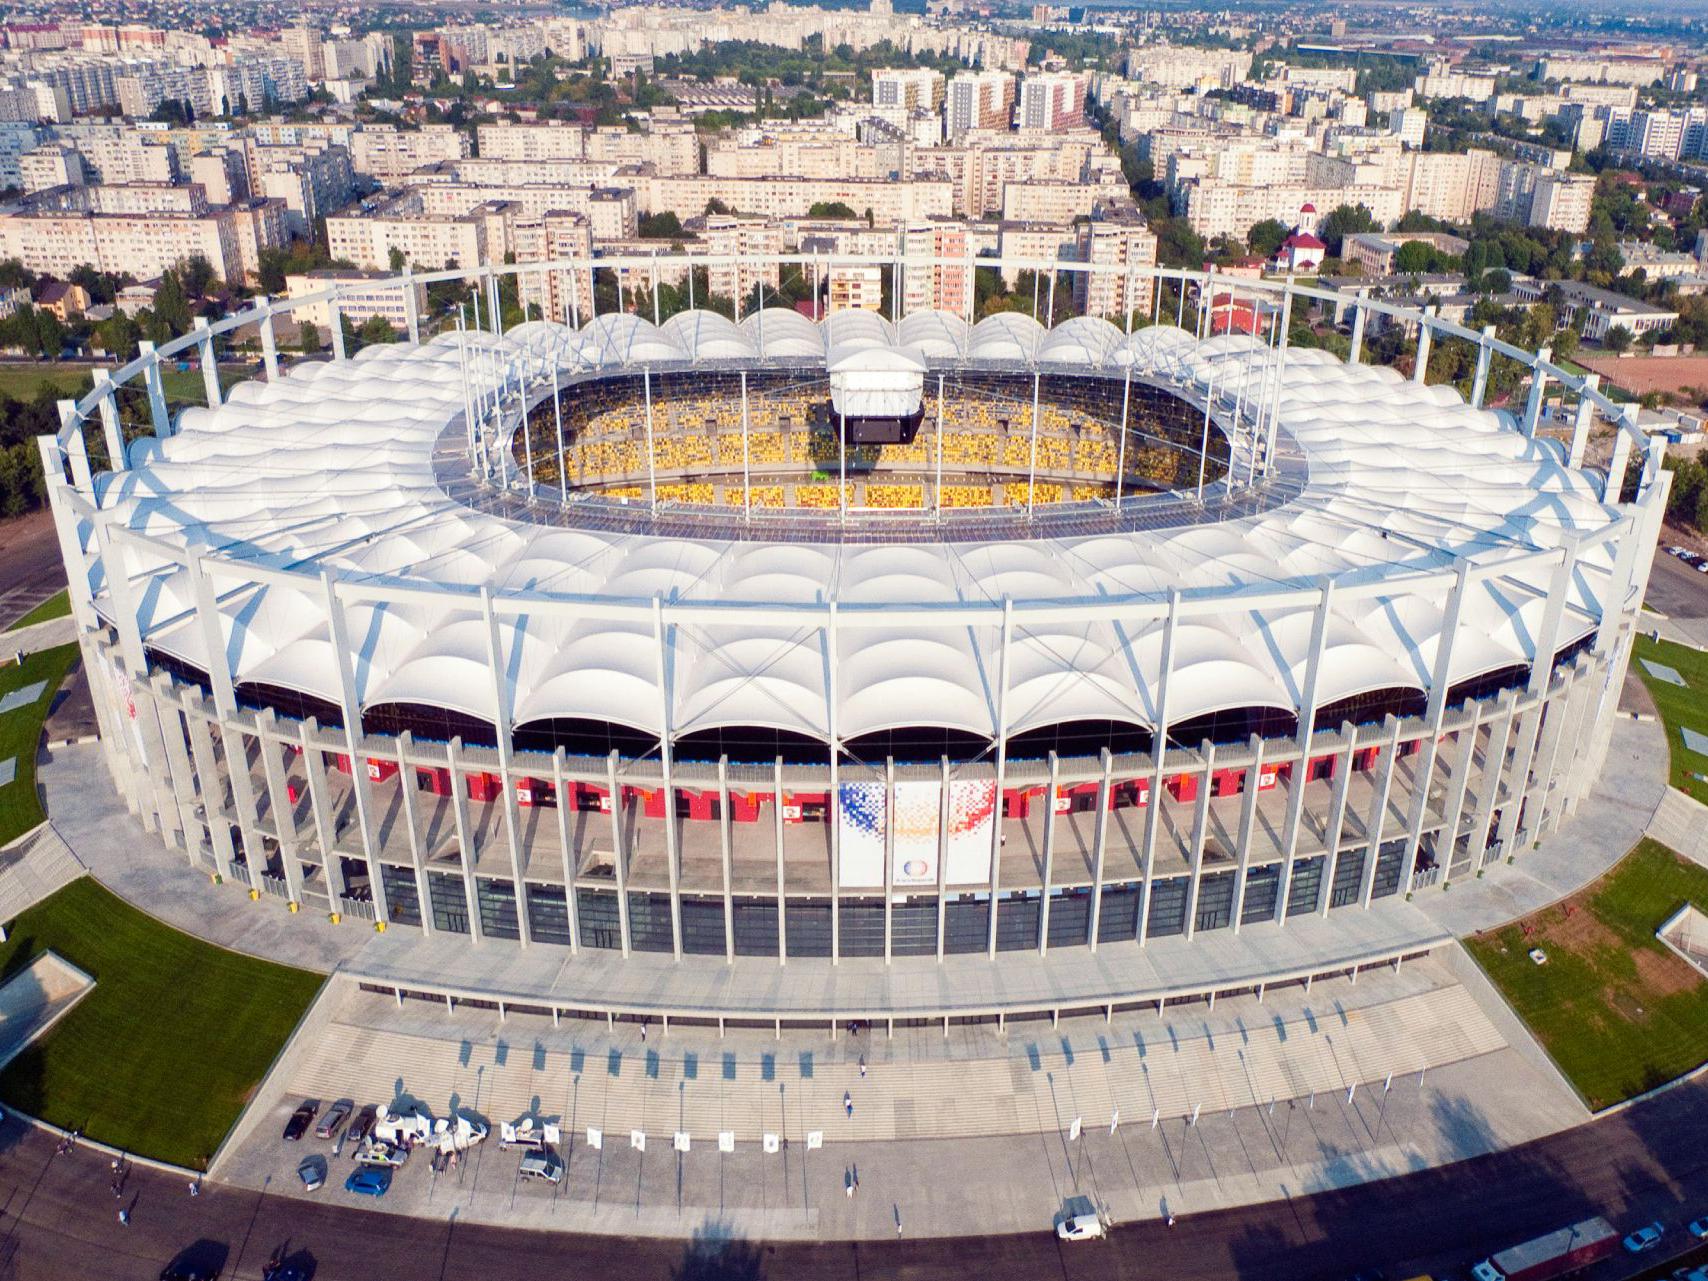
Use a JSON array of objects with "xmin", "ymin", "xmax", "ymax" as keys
[{"xmin": 1470, "ymin": 1217, "xmax": 1618, "ymax": 1281}]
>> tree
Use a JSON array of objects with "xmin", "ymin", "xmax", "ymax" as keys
[
  {"xmin": 639, "ymin": 211, "xmax": 683, "ymax": 239},
  {"xmin": 178, "ymin": 255, "xmax": 217, "ymax": 299},
  {"xmin": 1603, "ymin": 324, "xmax": 1633, "ymax": 354},
  {"xmin": 388, "ymin": 246, "xmax": 407, "ymax": 273},
  {"xmin": 32, "ymin": 309, "xmax": 64, "ymax": 358},
  {"xmin": 808, "ymin": 200, "xmax": 856, "ymax": 219},
  {"xmin": 1245, "ymin": 218, "xmax": 1288, "ymax": 259},
  {"xmin": 357, "ymin": 314, "xmax": 399, "ymax": 345},
  {"xmin": 151, "ymin": 272, "xmax": 192, "ymax": 336},
  {"xmin": 1315, "ymin": 204, "xmax": 1378, "ymax": 257},
  {"xmin": 704, "ymin": 198, "xmax": 735, "ymax": 216},
  {"xmin": 298, "ymin": 319, "xmax": 321, "ymax": 353}
]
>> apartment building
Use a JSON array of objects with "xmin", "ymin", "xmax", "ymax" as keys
[
  {"xmin": 326, "ymin": 195, "xmax": 487, "ymax": 271},
  {"xmin": 0, "ymin": 200, "xmax": 275, "ymax": 282},
  {"xmin": 827, "ymin": 261, "xmax": 883, "ymax": 312},
  {"xmin": 514, "ymin": 211, "xmax": 595, "ymax": 322},
  {"xmin": 945, "ymin": 71, "xmax": 1014, "ymax": 139},
  {"xmin": 643, "ymin": 175, "xmax": 953, "ymax": 224},
  {"xmin": 349, "ymin": 125, "xmax": 470, "ymax": 183},
  {"xmin": 1495, "ymin": 164, "xmax": 1594, "ymax": 234},
  {"xmin": 996, "ymin": 220, "xmax": 1074, "ymax": 287},
  {"xmin": 897, "ymin": 218, "xmax": 970, "ymax": 316},
  {"xmin": 18, "ymin": 141, "xmax": 81, "ymax": 191},
  {"xmin": 284, "ymin": 269, "xmax": 428, "ymax": 332},
  {"xmin": 1074, "ymin": 204, "xmax": 1157, "ymax": 321},
  {"xmin": 1016, "ymin": 72, "xmax": 1085, "ymax": 132},
  {"xmin": 254, "ymin": 141, "xmax": 354, "ymax": 234},
  {"xmin": 694, "ymin": 214, "xmax": 785, "ymax": 302},
  {"xmin": 872, "ymin": 67, "xmax": 944, "ymax": 112},
  {"xmin": 1123, "ymin": 44, "xmax": 1248, "ymax": 91}
]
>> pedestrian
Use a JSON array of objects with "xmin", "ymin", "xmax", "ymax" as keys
[
  {"xmin": 845, "ymin": 1169, "xmax": 853, "ymax": 1199},
  {"xmin": 849, "ymin": 1019, "xmax": 857, "ymax": 1038},
  {"xmin": 843, "ymin": 1091, "xmax": 853, "ymax": 1118},
  {"xmin": 640, "ymin": 1021, "xmax": 647, "ymax": 1043},
  {"xmin": 858, "ymin": 1056, "xmax": 866, "ymax": 1078},
  {"xmin": 109, "ymin": 1158, "xmax": 120, "ymax": 1173},
  {"xmin": 187, "ymin": 1180, "xmax": 199, "ymax": 1198},
  {"xmin": 1166, "ymin": 1213, "xmax": 1176, "ymax": 1228},
  {"xmin": 117, "ymin": 1209, "xmax": 129, "ymax": 1227}
]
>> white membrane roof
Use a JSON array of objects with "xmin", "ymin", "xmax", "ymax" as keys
[{"xmin": 85, "ymin": 313, "xmax": 1623, "ymax": 745}]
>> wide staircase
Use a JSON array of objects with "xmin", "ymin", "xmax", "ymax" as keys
[{"xmin": 0, "ymin": 824, "xmax": 84, "ymax": 922}]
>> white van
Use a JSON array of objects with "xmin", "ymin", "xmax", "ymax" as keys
[{"xmin": 518, "ymin": 1150, "xmax": 564, "ymax": 1184}]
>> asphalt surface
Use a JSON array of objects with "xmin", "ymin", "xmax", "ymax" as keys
[
  {"xmin": 0, "ymin": 1076, "xmax": 1703, "ymax": 1281},
  {"xmin": 0, "ymin": 510, "xmax": 65, "ymax": 632},
  {"xmin": 1648, "ymin": 544, "xmax": 1708, "ymax": 624}
]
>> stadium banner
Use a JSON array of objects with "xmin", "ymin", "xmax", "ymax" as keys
[
  {"xmin": 892, "ymin": 781, "xmax": 941, "ymax": 886},
  {"xmin": 945, "ymin": 779, "xmax": 997, "ymax": 884},
  {"xmin": 837, "ymin": 781, "xmax": 887, "ymax": 888}
]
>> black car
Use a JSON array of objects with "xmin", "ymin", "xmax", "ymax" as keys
[
  {"xmin": 344, "ymin": 1104, "xmax": 378, "ymax": 1149},
  {"xmin": 159, "ymin": 1239, "xmax": 228, "ymax": 1281},
  {"xmin": 282, "ymin": 1101, "xmax": 319, "ymax": 1142}
]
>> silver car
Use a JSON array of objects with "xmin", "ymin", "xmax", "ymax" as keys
[{"xmin": 518, "ymin": 1150, "xmax": 564, "ymax": 1184}]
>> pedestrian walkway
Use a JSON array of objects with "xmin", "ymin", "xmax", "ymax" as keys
[
  {"xmin": 284, "ymin": 958, "xmax": 1503, "ymax": 1147},
  {"xmin": 1647, "ymin": 787, "xmax": 1708, "ymax": 870},
  {"xmin": 1415, "ymin": 712, "xmax": 1668, "ymax": 937},
  {"xmin": 0, "ymin": 823, "xmax": 84, "ymax": 923}
]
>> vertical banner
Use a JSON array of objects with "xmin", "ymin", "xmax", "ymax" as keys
[
  {"xmin": 837, "ymin": 781, "xmax": 886, "ymax": 888},
  {"xmin": 945, "ymin": 779, "xmax": 997, "ymax": 884},
  {"xmin": 892, "ymin": 781, "xmax": 941, "ymax": 886}
]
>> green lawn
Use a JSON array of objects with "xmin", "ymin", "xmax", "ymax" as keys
[
  {"xmin": 0, "ymin": 361, "xmax": 246, "ymax": 409},
  {"xmin": 1631, "ymin": 634, "xmax": 1708, "ymax": 805},
  {"xmin": 4, "ymin": 589, "xmax": 69, "ymax": 633},
  {"xmin": 0, "ymin": 878, "xmax": 324, "ymax": 1167},
  {"xmin": 1465, "ymin": 839, "xmax": 1708, "ymax": 1110},
  {"xmin": 0, "ymin": 643, "xmax": 78, "ymax": 847}
]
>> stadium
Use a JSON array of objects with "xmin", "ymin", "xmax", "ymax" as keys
[{"xmin": 40, "ymin": 254, "xmax": 1667, "ymax": 1003}]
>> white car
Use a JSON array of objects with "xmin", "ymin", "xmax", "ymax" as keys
[
  {"xmin": 1056, "ymin": 1213, "xmax": 1106, "ymax": 1242},
  {"xmin": 1623, "ymin": 1222, "xmax": 1664, "ymax": 1254}
]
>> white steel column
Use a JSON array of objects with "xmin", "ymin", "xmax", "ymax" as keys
[
  {"xmin": 1230, "ymin": 734, "xmax": 1263, "ymax": 932},
  {"xmin": 446, "ymin": 737, "xmax": 484, "ymax": 942},
  {"xmin": 827, "ymin": 604, "xmax": 841, "ymax": 962},
  {"xmin": 1086, "ymin": 749, "xmax": 1113, "ymax": 948},
  {"xmin": 258, "ymin": 708, "xmax": 307, "ymax": 904},
  {"xmin": 1412, "ymin": 306, "xmax": 1435, "ymax": 384},
  {"xmin": 651, "ymin": 597, "xmax": 682, "ymax": 959},
  {"xmin": 1181, "ymin": 742, "xmax": 1214, "ymax": 941},
  {"xmin": 1470, "ymin": 327, "xmax": 1496, "ymax": 409},
  {"xmin": 1278, "ymin": 581, "xmax": 1333, "ymax": 922},
  {"xmin": 986, "ymin": 598, "xmax": 1013, "ymax": 959},
  {"xmin": 1398, "ymin": 561, "xmax": 1472, "ymax": 894},
  {"xmin": 395, "ymin": 731, "xmax": 432, "ymax": 935},
  {"xmin": 1139, "ymin": 590, "xmax": 1180, "ymax": 946},
  {"xmin": 643, "ymin": 366, "xmax": 658, "ymax": 509},
  {"xmin": 1466, "ymin": 692, "xmax": 1518, "ymax": 872},
  {"xmin": 193, "ymin": 317, "xmax": 221, "ymax": 406},
  {"xmin": 299, "ymin": 719, "xmax": 347, "ymax": 905},
  {"xmin": 1315, "ymin": 735, "xmax": 1356, "ymax": 919},
  {"xmin": 1357, "ymin": 716, "xmax": 1403, "ymax": 909},
  {"xmin": 1569, "ymin": 375, "xmax": 1599, "ymax": 470},
  {"xmin": 137, "ymin": 341, "xmax": 170, "ymax": 436},
  {"xmin": 320, "ymin": 573, "xmax": 390, "ymax": 926},
  {"xmin": 607, "ymin": 750, "xmax": 632, "ymax": 956},
  {"xmin": 1522, "ymin": 348, "xmax": 1552, "ymax": 436},
  {"xmin": 552, "ymin": 749, "xmax": 580, "ymax": 953},
  {"xmin": 1115, "ymin": 364, "xmax": 1131, "ymax": 507},
  {"xmin": 718, "ymin": 756, "xmax": 734, "ymax": 962},
  {"xmin": 482, "ymin": 589, "xmax": 531, "ymax": 946},
  {"xmin": 1037, "ymin": 752, "xmax": 1059, "ymax": 955},
  {"xmin": 1026, "ymin": 371, "xmax": 1041, "ymax": 515}
]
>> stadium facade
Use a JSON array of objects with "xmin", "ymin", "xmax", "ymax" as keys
[{"xmin": 40, "ymin": 256, "xmax": 1668, "ymax": 979}]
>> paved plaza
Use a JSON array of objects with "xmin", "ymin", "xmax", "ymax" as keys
[{"xmin": 214, "ymin": 952, "xmax": 1586, "ymax": 1240}]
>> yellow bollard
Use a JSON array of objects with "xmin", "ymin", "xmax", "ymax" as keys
[
  {"xmin": 288, "ymin": 901, "xmax": 299, "ymax": 914},
  {"xmin": 375, "ymin": 920, "xmax": 386, "ymax": 933},
  {"xmin": 329, "ymin": 911, "xmax": 341, "ymax": 925},
  {"xmin": 249, "ymin": 888, "xmax": 260, "ymax": 902}
]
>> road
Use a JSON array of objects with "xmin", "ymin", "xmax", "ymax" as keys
[
  {"xmin": 0, "ymin": 1076, "xmax": 1703, "ymax": 1281},
  {"xmin": 0, "ymin": 510, "xmax": 65, "ymax": 632}
]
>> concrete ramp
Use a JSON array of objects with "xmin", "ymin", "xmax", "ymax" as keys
[{"xmin": 0, "ymin": 950, "xmax": 94, "ymax": 1070}]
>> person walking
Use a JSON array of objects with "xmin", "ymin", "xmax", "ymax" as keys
[
  {"xmin": 843, "ymin": 1091, "xmax": 853, "ymax": 1119},
  {"xmin": 858, "ymin": 1056, "xmax": 866, "ymax": 1078},
  {"xmin": 117, "ymin": 1209, "xmax": 129, "ymax": 1227},
  {"xmin": 187, "ymin": 1180, "xmax": 200, "ymax": 1198},
  {"xmin": 845, "ymin": 1168, "xmax": 853, "ymax": 1199}
]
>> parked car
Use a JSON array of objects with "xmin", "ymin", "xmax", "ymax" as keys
[
  {"xmin": 1056, "ymin": 1213, "xmax": 1106, "ymax": 1242},
  {"xmin": 1688, "ymin": 1215, "xmax": 1708, "ymax": 1240},
  {"xmin": 281, "ymin": 1100, "xmax": 319, "ymax": 1142},
  {"xmin": 518, "ymin": 1149, "xmax": 564, "ymax": 1184},
  {"xmin": 296, "ymin": 1155, "xmax": 325, "ymax": 1192},
  {"xmin": 345, "ymin": 1103, "xmax": 378, "ymax": 1151},
  {"xmin": 355, "ymin": 1138, "xmax": 409, "ymax": 1168},
  {"xmin": 316, "ymin": 1098, "xmax": 353, "ymax": 1141},
  {"xmin": 1623, "ymin": 1223, "xmax": 1665, "ymax": 1254},
  {"xmin": 344, "ymin": 1165, "xmax": 393, "ymax": 1197}
]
